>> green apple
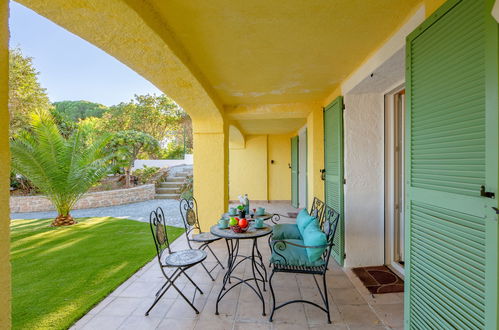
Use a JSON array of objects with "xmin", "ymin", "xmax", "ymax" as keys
[{"xmin": 229, "ymin": 217, "xmax": 238, "ymax": 226}]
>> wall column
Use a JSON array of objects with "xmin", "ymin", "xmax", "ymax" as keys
[
  {"xmin": 306, "ymin": 107, "xmax": 325, "ymax": 204},
  {"xmin": 193, "ymin": 121, "xmax": 229, "ymax": 231},
  {"xmin": 0, "ymin": 1, "xmax": 11, "ymax": 328}
]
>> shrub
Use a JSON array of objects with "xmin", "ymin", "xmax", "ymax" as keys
[{"xmin": 133, "ymin": 165, "xmax": 161, "ymax": 184}]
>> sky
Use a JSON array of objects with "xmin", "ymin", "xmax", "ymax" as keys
[{"xmin": 9, "ymin": 1, "xmax": 162, "ymax": 106}]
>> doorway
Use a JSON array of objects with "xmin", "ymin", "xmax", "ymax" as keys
[
  {"xmin": 384, "ymin": 86, "xmax": 405, "ymax": 277},
  {"xmin": 298, "ymin": 126, "xmax": 307, "ymax": 209}
]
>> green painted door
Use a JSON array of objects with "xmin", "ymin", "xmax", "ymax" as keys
[
  {"xmin": 291, "ymin": 136, "xmax": 299, "ymax": 208},
  {"xmin": 405, "ymin": 0, "xmax": 498, "ymax": 328},
  {"xmin": 324, "ymin": 96, "xmax": 345, "ymax": 266}
]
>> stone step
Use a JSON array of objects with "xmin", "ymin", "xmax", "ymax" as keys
[
  {"xmin": 155, "ymin": 193, "xmax": 179, "ymax": 200},
  {"xmin": 159, "ymin": 182, "xmax": 182, "ymax": 188},
  {"xmin": 156, "ymin": 187, "xmax": 179, "ymax": 194},
  {"xmin": 166, "ymin": 177, "xmax": 185, "ymax": 183},
  {"xmin": 174, "ymin": 172, "xmax": 191, "ymax": 178}
]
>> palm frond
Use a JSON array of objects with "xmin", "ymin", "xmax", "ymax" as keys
[{"xmin": 11, "ymin": 112, "xmax": 111, "ymax": 216}]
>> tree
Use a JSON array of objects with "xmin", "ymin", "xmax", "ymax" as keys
[
  {"xmin": 9, "ymin": 48, "xmax": 52, "ymax": 136},
  {"xmin": 10, "ymin": 111, "xmax": 111, "ymax": 226},
  {"xmin": 49, "ymin": 107, "xmax": 77, "ymax": 138},
  {"xmin": 107, "ymin": 130, "xmax": 160, "ymax": 187},
  {"xmin": 53, "ymin": 100, "xmax": 108, "ymax": 121},
  {"xmin": 102, "ymin": 94, "xmax": 184, "ymax": 142}
]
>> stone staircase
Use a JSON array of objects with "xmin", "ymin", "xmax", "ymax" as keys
[{"xmin": 155, "ymin": 165, "xmax": 192, "ymax": 200}]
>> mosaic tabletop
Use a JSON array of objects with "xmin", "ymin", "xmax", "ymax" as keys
[{"xmin": 210, "ymin": 224, "xmax": 272, "ymax": 239}]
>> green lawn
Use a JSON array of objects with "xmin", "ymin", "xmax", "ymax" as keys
[{"xmin": 10, "ymin": 217, "xmax": 183, "ymax": 330}]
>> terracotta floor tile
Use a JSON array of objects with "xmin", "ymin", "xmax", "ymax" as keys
[
  {"xmin": 156, "ymin": 318, "xmax": 197, "ymax": 330},
  {"xmin": 370, "ymin": 303, "xmax": 404, "ymax": 328},
  {"xmin": 70, "ymin": 203, "xmax": 403, "ymax": 330},
  {"xmin": 337, "ymin": 304, "xmax": 383, "ymax": 327}
]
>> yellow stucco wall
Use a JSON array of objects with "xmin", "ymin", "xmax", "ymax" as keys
[
  {"xmin": 268, "ymin": 134, "xmax": 292, "ymax": 201},
  {"xmin": 229, "ymin": 134, "xmax": 292, "ymax": 202},
  {"xmin": 0, "ymin": 1, "xmax": 10, "ymax": 328},
  {"xmin": 423, "ymin": 0, "xmax": 447, "ymax": 16},
  {"xmin": 229, "ymin": 135, "xmax": 268, "ymax": 201}
]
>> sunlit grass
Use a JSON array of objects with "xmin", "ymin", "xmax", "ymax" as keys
[{"xmin": 11, "ymin": 217, "xmax": 183, "ymax": 330}]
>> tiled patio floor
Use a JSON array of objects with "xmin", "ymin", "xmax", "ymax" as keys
[{"xmin": 71, "ymin": 202, "xmax": 403, "ymax": 330}]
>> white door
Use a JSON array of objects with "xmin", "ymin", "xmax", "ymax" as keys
[{"xmin": 384, "ymin": 87, "xmax": 405, "ymax": 277}]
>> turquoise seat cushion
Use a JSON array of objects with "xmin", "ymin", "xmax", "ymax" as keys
[
  {"xmin": 270, "ymin": 239, "xmax": 325, "ymax": 267},
  {"xmin": 296, "ymin": 208, "xmax": 316, "ymax": 237},
  {"xmin": 271, "ymin": 223, "xmax": 302, "ymax": 240},
  {"xmin": 302, "ymin": 219, "xmax": 327, "ymax": 262}
]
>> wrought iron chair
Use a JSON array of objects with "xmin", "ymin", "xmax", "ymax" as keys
[
  {"xmin": 267, "ymin": 197, "xmax": 325, "ymax": 248},
  {"xmin": 309, "ymin": 197, "xmax": 326, "ymax": 220},
  {"xmin": 268, "ymin": 204, "xmax": 340, "ymax": 323},
  {"xmin": 179, "ymin": 197, "xmax": 225, "ymax": 281},
  {"xmin": 145, "ymin": 207, "xmax": 207, "ymax": 316}
]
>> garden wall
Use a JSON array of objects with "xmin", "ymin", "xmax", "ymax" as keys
[
  {"xmin": 10, "ymin": 184, "xmax": 156, "ymax": 213},
  {"xmin": 132, "ymin": 154, "xmax": 193, "ymax": 170}
]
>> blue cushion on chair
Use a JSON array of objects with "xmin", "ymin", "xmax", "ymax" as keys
[
  {"xmin": 272, "ymin": 223, "xmax": 302, "ymax": 240},
  {"xmin": 296, "ymin": 209, "xmax": 316, "ymax": 237},
  {"xmin": 303, "ymin": 219, "xmax": 327, "ymax": 262},
  {"xmin": 270, "ymin": 239, "xmax": 325, "ymax": 267}
]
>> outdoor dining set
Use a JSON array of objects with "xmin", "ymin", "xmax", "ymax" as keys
[{"xmin": 145, "ymin": 196, "xmax": 340, "ymax": 324}]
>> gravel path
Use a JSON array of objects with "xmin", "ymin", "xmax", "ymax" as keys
[{"xmin": 10, "ymin": 199, "xmax": 185, "ymax": 228}]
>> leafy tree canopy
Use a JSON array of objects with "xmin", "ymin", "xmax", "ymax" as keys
[
  {"xmin": 106, "ymin": 130, "xmax": 160, "ymax": 187},
  {"xmin": 9, "ymin": 48, "xmax": 52, "ymax": 136},
  {"xmin": 102, "ymin": 94, "xmax": 185, "ymax": 142},
  {"xmin": 53, "ymin": 100, "xmax": 108, "ymax": 121}
]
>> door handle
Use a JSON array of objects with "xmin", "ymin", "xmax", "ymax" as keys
[
  {"xmin": 480, "ymin": 185, "xmax": 495, "ymax": 199},
  {"xmin": 493, "ymin": 207, "xmax": 499, "ymax": 214},
  {"xmin": 320, "ymin": 169, "xmax": 326, "ymax": 181}
]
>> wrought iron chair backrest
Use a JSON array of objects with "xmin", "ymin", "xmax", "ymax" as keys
[
  {"xmin": 321, "ymin": 205, "xmax": 340, "ymax": 266},
  {"xmin": 149, "ymin": 207, "xmax": 171, "ymax": 263},
  {"xmin": 179, "ymin": 197, "xmax": 201, "ymax": 248},
  {"xmin": 310, "ymin": 197, "xmax": 326, "ymax": 226}
]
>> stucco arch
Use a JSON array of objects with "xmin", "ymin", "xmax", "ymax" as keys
[
  {"xmin": 228, "ymin": 124, "xmax": 245, "ymax": 149},
  {"xmin": 17, "ymin": 0, "xmax": 224, "ymax": 132}
]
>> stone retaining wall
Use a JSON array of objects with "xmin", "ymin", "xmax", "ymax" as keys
[{"xmin": 10, "ymin": 184, "xmax": 156, "ymax": 213}]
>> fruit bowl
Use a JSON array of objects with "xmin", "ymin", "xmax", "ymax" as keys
[{"xmin": 230, "ymin": 225, "xmax": 249, "ymax": 233}]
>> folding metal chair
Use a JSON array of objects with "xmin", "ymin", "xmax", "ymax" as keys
[
  {"xmin": 145, "ymin": 207, "xmax": 206, "ymax": 315},
  {"xmin": 179, "ymin": 197, "xmax": 225, "ymax": 281}
]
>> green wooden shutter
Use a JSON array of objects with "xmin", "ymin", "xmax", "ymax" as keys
[
  {"xmin": 324, "ymin": 96, "xmax": 345, "ymax": 266},
  {"xmin": 405, "ymin": 0, "xmax": 498, "ymax": 328},
  {"xmin": 291, "ymin": 136, "xmax": 299, "ymax": 208}
]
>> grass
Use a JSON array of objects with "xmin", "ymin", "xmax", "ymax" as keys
[{"xmin": 10, "ymin": 217, "xmax": 184, "ymax": 330}]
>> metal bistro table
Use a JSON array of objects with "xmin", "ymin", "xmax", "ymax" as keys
[{"xmin": 210, "ymin": 224, "xmax": 272, "ymax": 316}]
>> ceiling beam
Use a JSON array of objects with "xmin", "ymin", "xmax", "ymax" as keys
[{"xmin": 225, "ymin": 102, "xmax": 320, "ymax": 121}]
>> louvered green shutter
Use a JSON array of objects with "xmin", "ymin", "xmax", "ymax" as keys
[
  {"xmin": 291, "ymin": 136, "xmax": 299, "ymax": 208},
  {"xmin": 405, "ymin": 0, "xmax": 498, "ymax": 328},
  {"xmin": 324, "ymin": 96, "xmax": 345, "ymax": 266}
]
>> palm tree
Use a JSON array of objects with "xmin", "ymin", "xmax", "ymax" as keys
[{"xmin": 10, "ymin": 111, "xmax": 111, "ymax": 226}]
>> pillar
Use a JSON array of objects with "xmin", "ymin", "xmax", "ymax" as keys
[
  {"xmin": 0, "ymin": 0, "xmax": 11, "ymax": 328},
  {"xmin": 193, "ymin": 121, "xmax": 229, "ymax": 231}
]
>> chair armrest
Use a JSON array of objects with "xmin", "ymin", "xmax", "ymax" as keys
[
  {"xmin": 271, "ymin": 239, "xmax": 327, "ymax": 250},
  {"xmin": 270, "ymin": 213, "xmax": 281, "ymax": 224}
]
